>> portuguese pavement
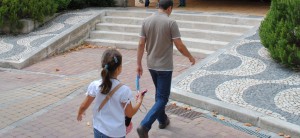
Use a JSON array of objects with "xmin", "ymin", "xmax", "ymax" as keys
[
  {"xmin": 1, "ymin": 46, "xmax": 277, "ymax": 138},
  {"xmin": 0, "ymin": 4, "xmax": 296, "ymax": 138}
]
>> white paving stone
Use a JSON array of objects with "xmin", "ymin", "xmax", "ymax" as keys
[
  {"xmin": 274, "ymin": 88, "xmax": 300, "ymax": 115},
  {"xmin": 0, "ymin": 40, "xmax": 13, "ymax": 54}
]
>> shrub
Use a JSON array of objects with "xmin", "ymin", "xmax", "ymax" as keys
[
  {"xmin": 68, "ymin": 0, "xmax": 89, "ymax": 9},
  {"xmin": 0, "ymin": 0, "xmax": 57, "ymax": 33},
  {"xmin": 24, "ymin": 0, "xmax": 58, "ymax": 22},
  {"xmin": 259, "ymin": 0, "xmax": 300, "ymax": 70},
  {"xmin": 88, "ymin": 0, "xmax": 116, "ymax": 7},
  {"xmin": 68, "ymin": 0, "xmax": 115, "ymax": 9},
  {"xmin": 56, "ymin": 0, "xmax": 71, "ymax": 11}
]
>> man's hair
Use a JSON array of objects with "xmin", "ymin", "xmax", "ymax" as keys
[{"xmin": 159, "ymin": 0, "xmax": 173, "ymax": 10}]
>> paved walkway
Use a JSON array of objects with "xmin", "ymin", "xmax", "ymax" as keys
[
  {"xmin": 0, "ymin": 47, "xmax": 277, "ymax": 137},
  {"xmin": 1, "ymin": 1, "xmax": 293, "ymax": 138},
  {"xmin": 172, "ymin": 30, "xmax": 300, "ymax": 126}
]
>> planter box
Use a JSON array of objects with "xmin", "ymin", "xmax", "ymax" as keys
[{"xmin": 0, "ymin": 13, "xmax": 60, "ymax": 34}]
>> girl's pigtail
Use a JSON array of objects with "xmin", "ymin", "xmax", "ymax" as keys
[
  {"xmin": 99, "ymin": 48, "xmax": 122, "ymax": 95},
  {"xmin": 100, "ymin": 64, "xmax": 112, "ymax": 94}
]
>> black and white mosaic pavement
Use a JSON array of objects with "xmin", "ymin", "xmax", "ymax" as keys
[
  {"xmin": 0, "ymin": 9, "xmax": 102, "ymax": 62},
  {"xmin": 2, "ymin": 7, "xmax": 299, "ymax": 128},
  {"xmin": 174, "ymin": 31, "xmax": 300, "ymax": 126}
]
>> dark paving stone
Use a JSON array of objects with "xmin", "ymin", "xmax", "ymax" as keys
[{"xmin": 206, "ymin": 54, "xmax": 242, "ymax": 71}]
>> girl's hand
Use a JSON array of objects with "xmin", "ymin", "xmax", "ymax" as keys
[
  {"xmin": 77, "ymin": 112, "xmax": 85, "ymax": 121},
  {"xmin": 77, "ymin": 96, "xmax": 94, "ymax": 122},
  {"xmin": 135, "ymin": 91, "xmax": 146, "ymax": 104}
]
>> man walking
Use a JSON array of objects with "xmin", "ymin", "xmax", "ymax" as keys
[
  {"xmin": 178, "ymin": 0, "xmax": 186, "ymax": 7},
  {"xmin": 136, "ymin": 0, "xmax": 195, "ymax": 137},
  {"xmin": 145, "ymin": 0, "xmax": 160, "ymax": 8}
]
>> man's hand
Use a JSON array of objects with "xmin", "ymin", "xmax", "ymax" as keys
[
  {"xmin": 174, "ymin": 38, "xmax": 195, "ymax": 65},
  {"xmin": 137, "ymin": 37, "xmax": 145, "ymax": 77},
  {"xmin": 189, "ymin": 56, "xmax": 196, "ymax": 65},
  {"xmin": 137, "ymin": 65, "xmax": 143, "ymax": 77}
]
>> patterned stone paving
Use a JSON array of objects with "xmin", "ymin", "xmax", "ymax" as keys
[
  {"xmin": 0, "ymin": 9, "xmax": 102, "ymax": 62},
  {"xmin": 1, "ymin": 6, "xmax": 298, "ymax": 136},
  {"xmin": 173, "ymin": 31, "xmax": 300, "ymax": 126}
]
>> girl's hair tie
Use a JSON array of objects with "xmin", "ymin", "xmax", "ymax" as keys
[
  {"xmin": 104, "ymin": 64, "xmax": 109, "ymax": 71},
  {"xmin": 113, "ymin": 56, "xmax": 118, "ymax": 63}
]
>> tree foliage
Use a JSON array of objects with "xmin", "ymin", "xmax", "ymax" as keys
[
  {"xmin": 68, "ymin": 0, "xmax": 116, "ymax": 9},
  {"xmin": 259, "ymin": 0, "xmax": 300, "ymax": 70},
  {"xmin": 0, "ymin": 0, "xmax": 115, "ymax": 33},
  {"xmin": 0, "ymin": 0, "xmax": 57, "ymax": 33}
]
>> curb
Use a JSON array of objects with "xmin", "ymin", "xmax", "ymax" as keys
[{"xmin": 170, "ymin": 88, "xmax": 300, "ymax": 138}]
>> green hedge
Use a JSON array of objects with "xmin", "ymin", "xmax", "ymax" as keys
[
  {"xmin": 56, "ymin": 0, "xmax": 72, "ymax": 11},
  {"xmin": 259, "ymin": 0, "xmax": 300, "ymax": 70},
  {"xmin": 68, "ymin": 0, "xmax": 115, "ymax": 9},
  {"xmin": 0, "ymin": 0, "xmax": 57, "ymax": 33},
  {"xmin": 0, "ymin": 0, "xmax": 115, "ymax": 34}
]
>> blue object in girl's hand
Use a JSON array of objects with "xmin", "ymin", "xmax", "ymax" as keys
[{"xmin": 136, "ymin": 75, "xmax": 140, "ymax": 92}]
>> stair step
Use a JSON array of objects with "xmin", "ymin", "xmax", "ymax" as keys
[
  {"xmin": 180, "ymin": 28, "xmax": 241, "ymax": 41},
  {"xmin": 182, "ymin": 37, "xmax": 228, "ymax": 51},
  {"xmin": 85, "ymin": 11, "xmax": 261, "ymax": 58},
  {"xmin": 87, "ymin": 31, "xmax": 228, "ymax": 51},
  {"xmin": 96, "ymin": 23, "xmax": 243, "ymax": 37},
  {"xmin": 96, "ymin": 23, "xmax": 141, "ymax": 33},
  {"xmin": 85, "ymin": 39, "xmax": 213, "ymax": 57},
  {"xmin": 105, "ymin": 10, "xmax": 153, "ymax": 18},
  {"xmin": 90, "ymin": 29, "xmax": 238, "ymax": 42},
  {"xmin": 101, "ymin": 16, "xmax": 254, "ymax": 33},
  {"xmin": 90, "ymin": 31, "xmax": 138, "ymax": 41},
  {"xmin": 105, "ymin": 10, "xmax": 262, "ymax": 26},
  {"xmin": 85, "ymin": 39, "xmax": 138, "ymax": 49}
]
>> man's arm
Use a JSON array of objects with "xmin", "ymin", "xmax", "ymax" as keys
[
  {"xmin": 137, "ymin": 37, "xmax": 146, "ymax": 76},
  {"xmin": 173, "ymin": 38, "xmax": 195, "ymax": 65}
]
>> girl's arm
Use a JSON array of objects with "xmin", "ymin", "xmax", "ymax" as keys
[
  {"xmin": 123, "ymin": 92, "xmax": 144, "ymax": 118},
  {"xmin": 77, "ymin": 95, "xmax": 95, "ymax": 121}
]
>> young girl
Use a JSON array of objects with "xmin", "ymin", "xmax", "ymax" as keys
[{"xmin": 77, "ymin": 48, "xmax": 144, "ymax": 138}]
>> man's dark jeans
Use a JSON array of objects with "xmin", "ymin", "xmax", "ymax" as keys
[
  {"xmin": 145, "ymin": 0, "xmax": 150, "ymax": 7},
  {"xmin": 180, "ymin": 0, "xmax": 186, "ymax": 6},
  {"xmin": 140, "ymin": 69, "xmax": 172, "ymax": 130}
]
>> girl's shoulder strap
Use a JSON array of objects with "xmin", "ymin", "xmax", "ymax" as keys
[{"xmin": 98, "ymin": 83, "xmax": 123, "ymax": 112}]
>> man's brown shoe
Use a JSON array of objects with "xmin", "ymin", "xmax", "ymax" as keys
[
  {"xmin": 137, "ymin": 125, "xmax": 149, "ymax": 138},
  {"xmin": 158, "ymin": 118, "xmax": 170, "ymax": 129}
]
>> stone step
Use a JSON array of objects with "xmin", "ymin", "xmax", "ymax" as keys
[
  {"xmin": 90, "ymin": 31, "xmax": 138, "ymax": 41},
  {"xmin": 88, "ymin": 31, "xmax": 228, "ymax": 51},
  {"xmin": 85, "ymin": 38, "xmax": 212, "ymax": 58},
  {"xmin": 101, "ymin": 16, "xmax": 253, "ymax": 33},
  {"xmin": 85, "ymin": 39, "xmax": 138, "ymax": 49},
  {"xmin": 182, "ymin": 37, "xmax": 228, "ymax": 51},
  {"xmin": 96, "ymin": 23, "xmax": 250, "ymax": 36},
  {"xmin": 86, "ymin": 11, "xmax": 261, "ymax": 59},
  {"xmin": 90, "ymin": 28, "xmax": 239, "ymax": 42},
  {"xmin": 85, "ymin": 33, "xmax": 229, "ymax": 51},
  {"xmin": 105, "ymin": 10, "xmax": 153, "ymax": 18},
  {"xmin": 96, "ymin": 23, "xmax": 141, "ymax": 33},
  {"xmin": 105, "ymin": 10, "xmax": 262, "ymax": 26}
]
